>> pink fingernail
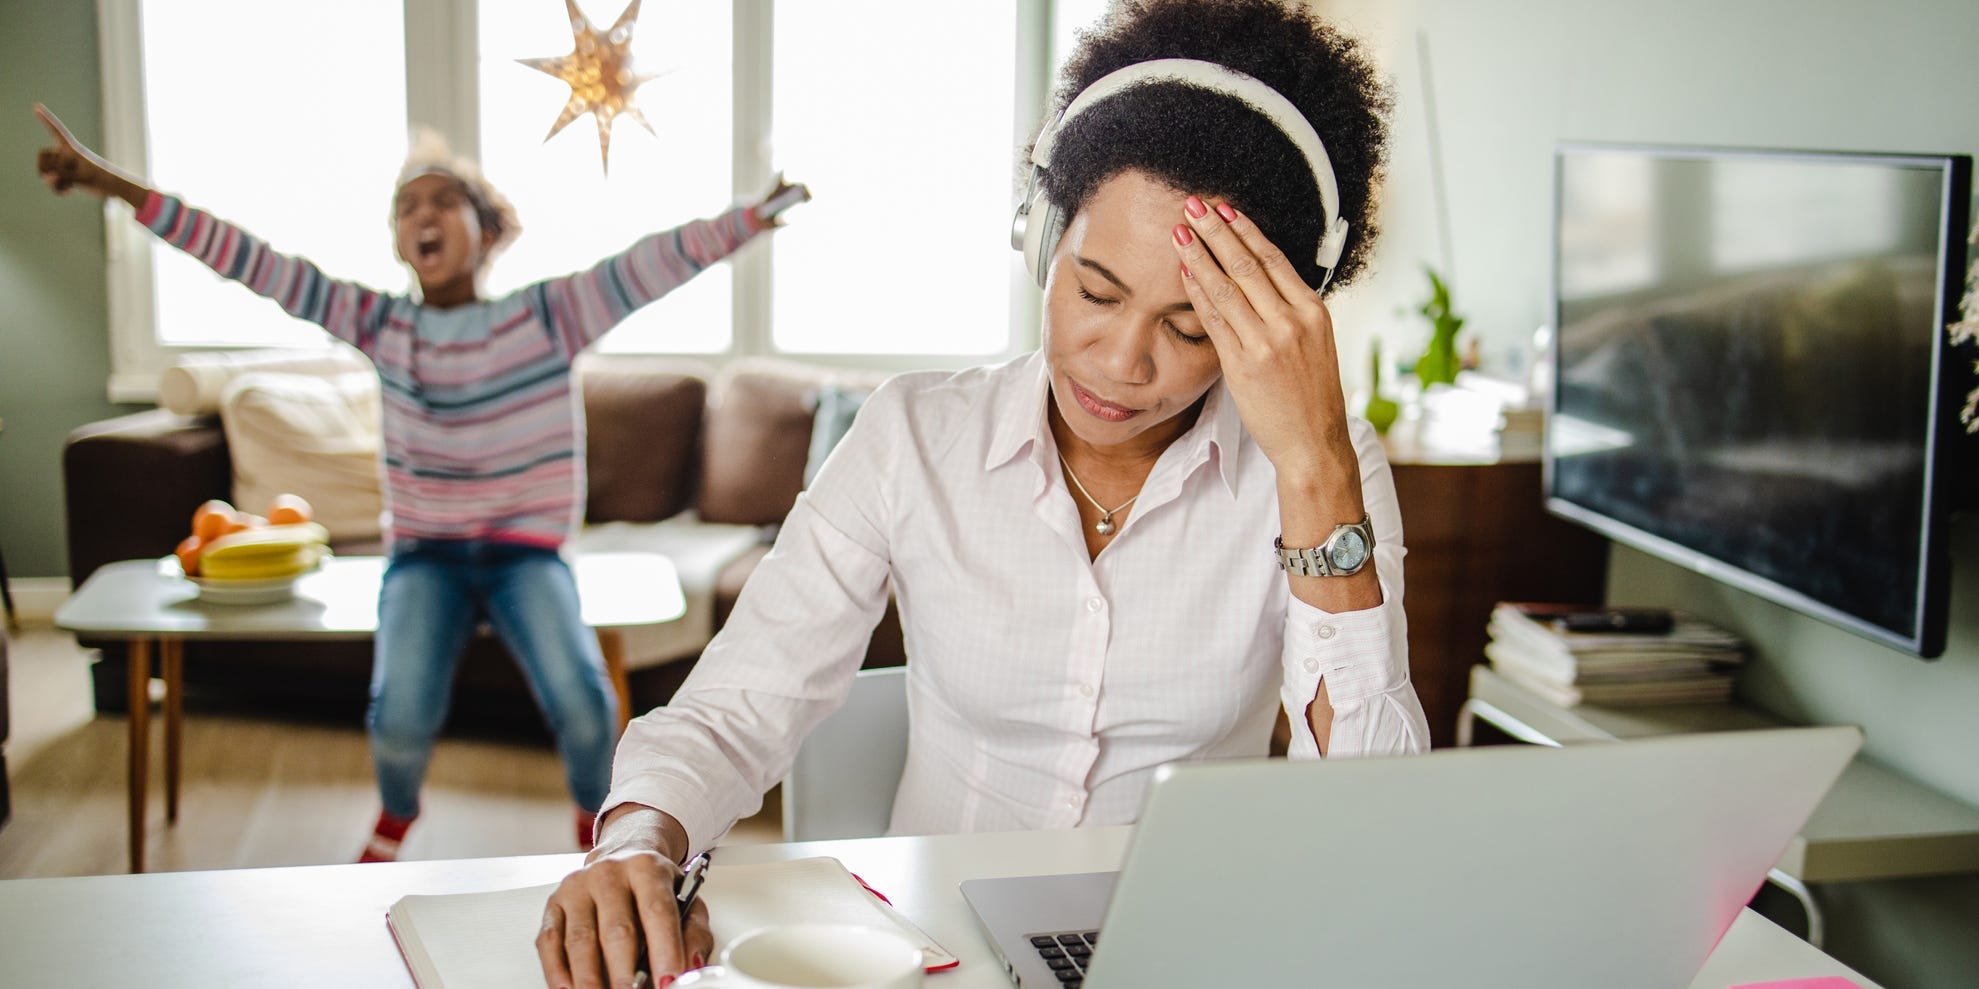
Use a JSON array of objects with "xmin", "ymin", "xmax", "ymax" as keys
[
  {"xmin": 657, "ymin": 977, "xmax": 675, "ymax": 989},
  {"xmin": 1181, "ymin": 262, "xmax": 1193, "ymax": 279},
  {"xmin": 1216, "ymin": 202, "xmax": 1238, "ymax": 222},
  {"xmin": 690, "ymin": 952, "xmax": 705, "ymax": 968},
  {"xmin": 1184, "ymin": 195, "xmax": 1208, "ymax": 219},
  {"xmin": 1173, "ymin": 224, "xmax": 1193, "ymax": 246}
]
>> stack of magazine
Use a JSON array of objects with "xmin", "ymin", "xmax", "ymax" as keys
[{"xmin": 1485, "ymin": 602, "xmax": 1747, "ymax": 707}]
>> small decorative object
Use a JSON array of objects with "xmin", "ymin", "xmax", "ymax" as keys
[
  {"xmin": 1950, "ymin": 221, "xmax": 1979, "ymax": 434},
  {"xmin": 519, "ymin": 0, "xmax": 657, "ymax": 173},
  {"xmin": 1362, "ymin": 338, "xmax": 1400, "ymax": 434},
  {"xmin": 1414, "ymin": 266, "xmax": 1465, "ymax": 390}
]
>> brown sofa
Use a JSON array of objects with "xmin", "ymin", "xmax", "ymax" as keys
[{"xmin": 61, "ymin": 357, "xmax": 904, "ymax": 727}]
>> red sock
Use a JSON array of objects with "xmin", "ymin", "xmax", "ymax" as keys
[
  {"xmin": 576, "ymin": 808, "xmax": 597, "ymax": 852},
  {"xmin": 359, "ymin": 810, "xmax": 416, "ymax": 863}
]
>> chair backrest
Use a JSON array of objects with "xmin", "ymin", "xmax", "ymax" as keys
[{"xmin": 782, "ymin": 666, "xmax": 909, "ymax": 842}]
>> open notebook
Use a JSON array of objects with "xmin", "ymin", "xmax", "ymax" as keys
[{"xmin": 388, "ymin": 857, "xmax": 958, "ymax": 989}]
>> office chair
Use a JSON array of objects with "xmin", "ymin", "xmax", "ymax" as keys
[{"xmin": 782, "ymin": 665, "xmax": 909, "ymax": 841}]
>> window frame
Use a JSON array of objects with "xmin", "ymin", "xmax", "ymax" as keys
[{"xmin": 97, "ymin": 0, "xmax": 1054, "ymax": 401}]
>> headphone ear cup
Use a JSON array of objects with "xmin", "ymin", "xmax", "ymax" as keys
[{"xmin": 1022, "ymin": 192, "xmax": 1061, "ymax": 289}]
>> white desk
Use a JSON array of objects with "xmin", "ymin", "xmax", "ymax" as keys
[
  {"xmin": 54, "ymin": 552, "xmax": 686, "ymax": 873},
  {"xmin": 0, "ymin": 827, "xmax": 1885, "ymax": 988}
]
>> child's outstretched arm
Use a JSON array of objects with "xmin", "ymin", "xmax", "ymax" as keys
[
  {"xmin": 528, "ymin": 177, "xmax": 807, "ymax": 360},
  {"xmin": 34, "ymin": 104, "xmax": 395, "ymax": 354}
]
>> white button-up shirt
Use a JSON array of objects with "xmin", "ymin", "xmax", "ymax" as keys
[{"xmin": 608, "ymin": 352, "xmax": 1429, "ymax": 853}]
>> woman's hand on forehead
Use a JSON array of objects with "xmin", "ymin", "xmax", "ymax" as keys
[{"xmin": 1169, "ymin": 193, "xmax": 1353, "ymax": 483}]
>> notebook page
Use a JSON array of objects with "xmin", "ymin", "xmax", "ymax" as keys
[{"xmin": 389, "ymin": 882, "xmax": 558, "ymax": 989}]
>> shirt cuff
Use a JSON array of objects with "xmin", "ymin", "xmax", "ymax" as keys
[
  {"xmin": 602, "ymin": 770, "xmax": 734, "ymax": 860},
  {"xmin": 1280, "ymin": 592, "xmax": 1400, "ymax": 758}
]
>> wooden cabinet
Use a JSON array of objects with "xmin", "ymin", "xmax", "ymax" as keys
[{"xmin": 1387, "ymin": 452, "xmax": 1610, "ymax": 748}]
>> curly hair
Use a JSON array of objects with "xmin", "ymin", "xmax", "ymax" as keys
[
  {"xmin": 1032, "ymin": 0, "xmax": 1390, "ymax": 291},
  {"xmin": 390, "ymin": 127, "xmax": 522, "ymax": 268}
]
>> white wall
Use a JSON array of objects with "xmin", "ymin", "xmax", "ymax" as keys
[
  {"xmin": 1321, "ymin": 0, "xmax": 1979, "ymax": 387},
  {"xmin": 1323, "ymin": 4, "xmax": 1979, "ymax": 986}
]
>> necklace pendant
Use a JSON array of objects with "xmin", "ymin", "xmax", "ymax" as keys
[{"xmin": 1095, "ymin": 515, "xmax": 1116, "ymax": 536}]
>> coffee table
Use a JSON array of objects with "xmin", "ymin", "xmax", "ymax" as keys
[{"xmin": 54, "ymin": 552, "xmax": 686, "ymax": 872}]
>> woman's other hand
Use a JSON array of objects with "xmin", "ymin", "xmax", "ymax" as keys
[
  {"xmin": 1169, "ymin": 195, "xmax": 1353, "ymax": 487},
  {"xmin": 537, "ymin": 807, "xmax": 713, "ymax": 989}
]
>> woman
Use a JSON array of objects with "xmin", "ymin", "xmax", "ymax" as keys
[{"xmin": 539, "ymin": 1, "xmax": 1428, "ymax": 985}]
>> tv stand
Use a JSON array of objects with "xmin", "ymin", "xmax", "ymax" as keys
[{"xmin": 1459, "ymin": 664, "xmax": 1979, "ymax": 947}]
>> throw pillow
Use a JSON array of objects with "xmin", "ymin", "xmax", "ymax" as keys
[{"xmin": 219, "ymin": 371, "xmax": 385, "ymax": 543}]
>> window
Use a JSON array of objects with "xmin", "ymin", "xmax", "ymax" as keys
[
  {"xmin": 100, "ymin": 0, "xmax": 1066, "ymax": 400},
  {"xmin": 477, "ymin": 0, "xmax": 734, "ymax": 354}
]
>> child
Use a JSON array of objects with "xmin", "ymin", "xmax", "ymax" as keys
[{"xmin": 35, "ymin": 105, "xmax": 803, "ymax": 861}]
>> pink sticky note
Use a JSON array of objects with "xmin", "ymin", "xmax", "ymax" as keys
[{"xmin": 1730, "ymin": 979, "xmax": 1863, "ymax": 989}]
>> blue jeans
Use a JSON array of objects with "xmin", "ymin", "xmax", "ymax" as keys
[{"xmin": 368, "ymin": 540, "xmax": 618, "ymax": 819}]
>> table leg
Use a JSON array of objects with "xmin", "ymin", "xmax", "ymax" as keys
[
  {"xmin": 598, "ymin": 629, "xmax": 632, "ymax": 734},
  {"xmin": 163, "ymin": 638, "xmax": 184, "ymax": 824},
  {"xmin": 127, "ymin": 639, "xmax": 151, "ymax": 874}
]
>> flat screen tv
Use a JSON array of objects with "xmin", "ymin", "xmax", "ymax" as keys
[{"xmin": 1547, "ymin": 143, "xmax": 1971, "ymax": 657}]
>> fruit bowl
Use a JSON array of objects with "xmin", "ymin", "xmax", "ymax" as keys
[{"xmin": 161, "ymin": 548, "xmax": 328, "ymax": 605}]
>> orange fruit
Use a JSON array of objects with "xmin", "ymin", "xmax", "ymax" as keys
[
  {"xmin": 175, "ymin": 535, "xmax": 203, "ymax": 577},
  {"xmin": 192, "ymin": 500, "xmax": 237, "ymax": 542},
  {"xmin": 219, "ymin": 514, "xmax": 264, "ymax": 536},
  {"xmin": 266, "ymin": 493, "xmax": 314, "ymax": 526}
]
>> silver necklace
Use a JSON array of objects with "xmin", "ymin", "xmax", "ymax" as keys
[{"xmin": 1058, "ymin": 453, "xmax": 1139, "ymax": 537}]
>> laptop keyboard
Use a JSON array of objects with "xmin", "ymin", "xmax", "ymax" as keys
[{"xmin": 1026, "ymin": 930, "xmax": 1100, "ymax": 986}]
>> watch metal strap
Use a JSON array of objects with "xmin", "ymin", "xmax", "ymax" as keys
[{"xmin": 1274, "ymin": 514, "xmax": 1373, "ymax": 577}]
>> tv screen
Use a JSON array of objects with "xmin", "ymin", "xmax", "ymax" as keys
[{"xmin": 1547, "ymin": 144, "xmax": 1970, "ymax": 657}]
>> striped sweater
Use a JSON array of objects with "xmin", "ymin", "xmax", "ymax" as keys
[{"xmin": 139, "ymin": 192, "xmax": 764, "ymax": 548}]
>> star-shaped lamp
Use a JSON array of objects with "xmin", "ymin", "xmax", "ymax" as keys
[{"xmin": 518, "ymin": 0, "xmax": 657, "ymax": 173}]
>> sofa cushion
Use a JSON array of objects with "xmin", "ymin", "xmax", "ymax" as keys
[
  {"xmin": 579, "ymin": 356, "xmax": 714, "ymax": 523},
  {"xmin": 220, "ymin": 371, "xmax": 385, "ymax": 542},
  {"xmin": 697, "ymin": 365, "xmax": 818, "ymax": 525},
  {"xmin": 159, "ymin": 344, "xmax": 371, "ymax": 415},
  {"xmin": 569, "ymin": 517, "xmax": 767, "ymax": 671},
  {"xmin": 698, "ymin": 360, "xmax": 894, "ymax": 526},
  {"xmin": 804, "ymin": 384, "xmax": 872, "ymax": 486}
]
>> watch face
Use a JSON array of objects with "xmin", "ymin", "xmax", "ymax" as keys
[{"xmin": 1327, "ymin": 530, "xmax": 1369, "ymax": 571}]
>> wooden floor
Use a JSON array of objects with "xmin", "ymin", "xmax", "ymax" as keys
[{"xmin": 0, "ymin": 622, "xmax": 779, "ymax": 879}]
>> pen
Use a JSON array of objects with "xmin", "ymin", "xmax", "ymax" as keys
[
  {"xmin": 632, "ymin": 851, "xmax": 713, "ymax": 989},
  {"xmin": 676, "ymin": 850, "xmax": 712, "ymax": 922}
]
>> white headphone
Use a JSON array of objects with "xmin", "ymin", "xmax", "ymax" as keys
[{"xmin": 1011, "ymin": 58, "xmax": 1350, "ymax": 293}]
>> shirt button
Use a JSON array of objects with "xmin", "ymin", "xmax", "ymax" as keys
[
  {"xmin": 1086, "ymin": 597, "xmax": 1105, "ymax": 613},
  {"xmin": 1303, "ymin": 657, "xmax": 1320, "ymax": 674},
  {"xmin": 1079, "ymin": 683, "xmax": 1095, "ymax": 698},
  {"xmin": 1067, "ymin": 795, "xmax": 1083, "ymax": 809},
  {"xmin": 1316, "ymin": 624, "xmax": 1337, "ymax": 640}
]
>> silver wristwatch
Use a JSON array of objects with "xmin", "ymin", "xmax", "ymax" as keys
[{"xmin": 1275, "ymin": 514, "xmax": 1374, "ymax": 577}]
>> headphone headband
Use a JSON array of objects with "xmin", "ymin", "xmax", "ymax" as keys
[{"xmin": 1015, "ymin": 58, "xmax": 1349, "ymax": 290}]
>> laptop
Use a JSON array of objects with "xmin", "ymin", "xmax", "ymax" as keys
[{"xmin": 962, "ymin": 726, "xmax": 1860, "ymax": 989}]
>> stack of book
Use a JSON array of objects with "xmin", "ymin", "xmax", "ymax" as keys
[{"xmin": 1485, "ymin": 602, "xmax": 1747, "ymax": 707}]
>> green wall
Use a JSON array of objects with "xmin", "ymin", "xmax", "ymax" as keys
[{"xmin": 0, "ymin": 1, "xmax": 135, "ymax": 580}]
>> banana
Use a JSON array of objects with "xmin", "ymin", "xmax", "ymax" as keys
[
  {"xmin": 197, "ymin": 524, "xmax": 330, "ymax": 581},
  {"xmin": 200, "ymin": 546, "xmax": 325, "ymax": 581},
  {"xmin": 200, "ymin": 523, "xmax": 330, "ymax": 558}
]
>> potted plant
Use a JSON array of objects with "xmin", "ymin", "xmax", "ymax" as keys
[{"xmin": 1414, "ymin": 267, "xmax": 1465, "ymax": 391}]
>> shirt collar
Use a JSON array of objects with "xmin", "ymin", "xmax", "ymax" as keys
[{"xmin": 983, "ymin": 351, "xmax": 1243, "ymax": 498}]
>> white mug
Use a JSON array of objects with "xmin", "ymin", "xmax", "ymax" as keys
[{"xmin": 670, "ymin": 923, "xmax": 924, "ymax": 989}]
